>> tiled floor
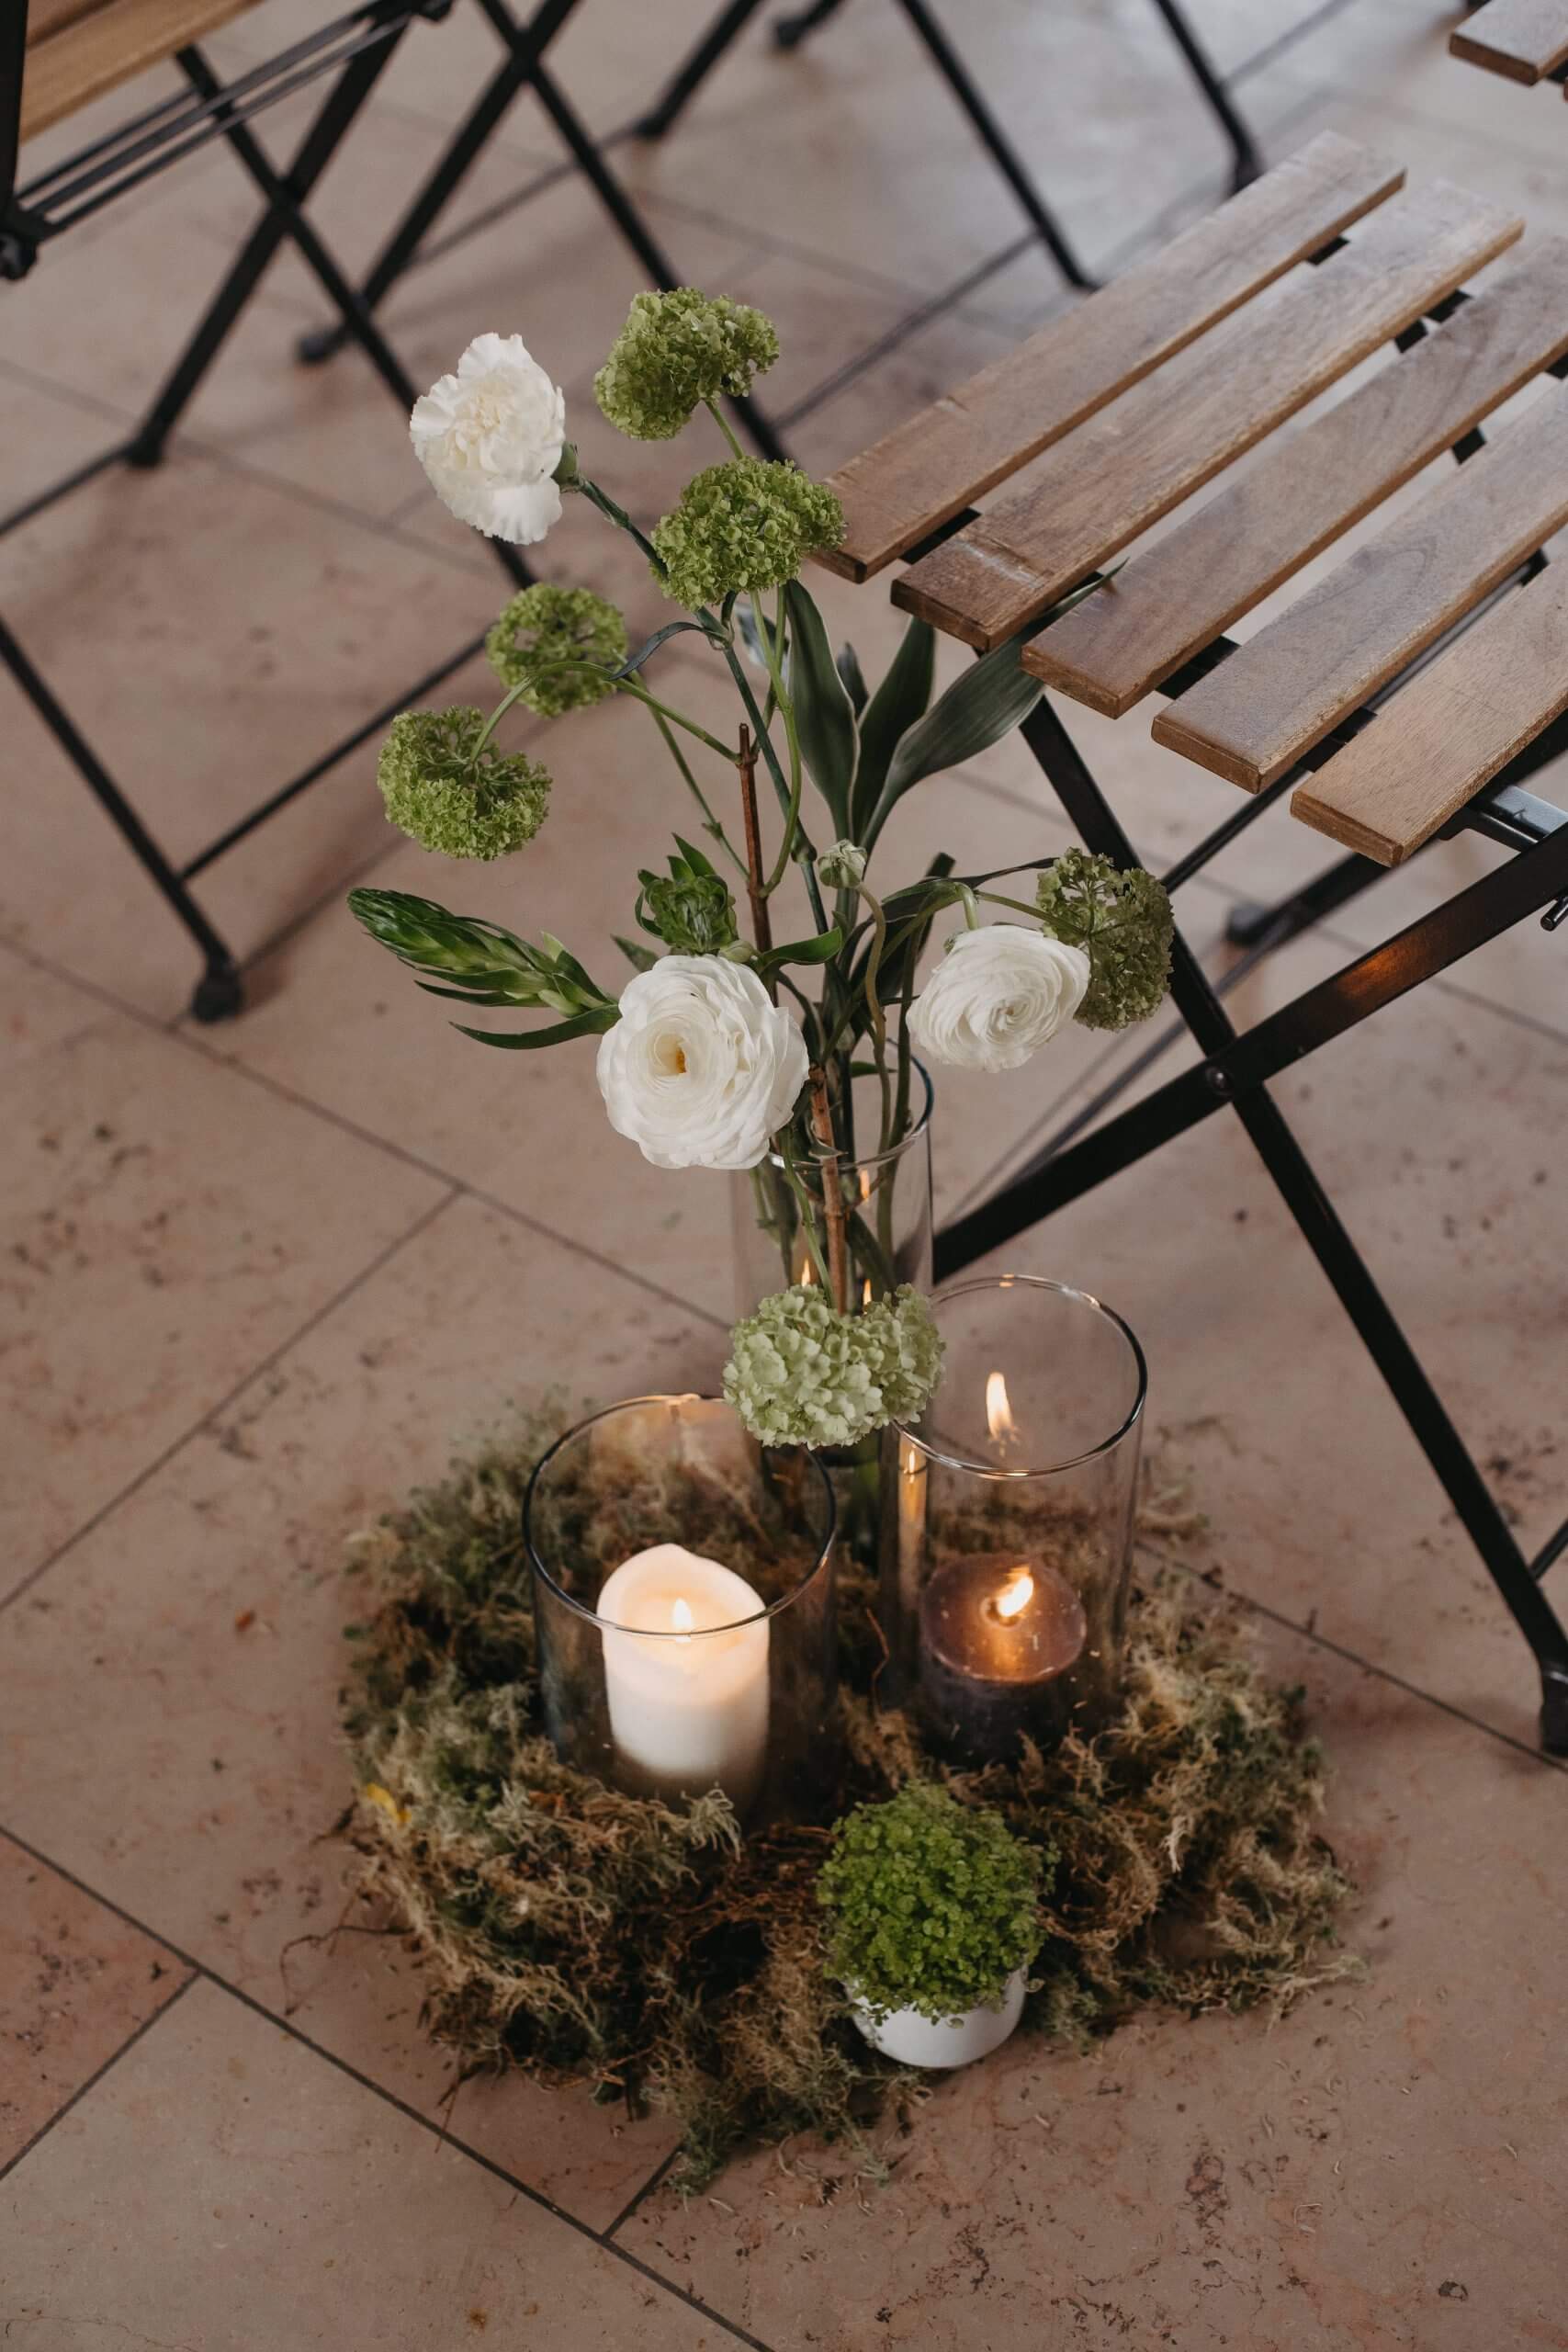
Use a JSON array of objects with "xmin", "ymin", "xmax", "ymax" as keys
[{"xmin": 4, "ymin": 1, "xmax": 1567, "ymax": 2345}]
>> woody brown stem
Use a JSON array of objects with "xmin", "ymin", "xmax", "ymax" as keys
[
  {"xmin": 808, "ymin": 1063, "xmax": 850, "ymax": 1315},
  {"xmin": 737, "ymin": 725, "xmax": 773, "ymax": 963}
]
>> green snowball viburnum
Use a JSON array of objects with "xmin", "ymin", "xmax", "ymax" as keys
[
  {"xmin": 377, "ymin": 707, "xmax": 550, "ymax": 861},
  {"xmin": 722, "ymin": 1283, "xmax": 943, "ymax": 1451},
  {"xmin": 651, "ymin": 458, "xmax": 846, "ymax": 612},
  {"xmin": 818, "ymin": 1784, "xmax": 1046, "ymax": 2023},
  {"xmin": 594, "ymin": 288, "xmax": 781, "ymax": 440},
  {"xmin": 1035, "ymin": 848, "xmax": 1175, "ymax": 1032},
  {"xmin": 484, "ymin": 583, "xmax": 629, "ymax": 713}
]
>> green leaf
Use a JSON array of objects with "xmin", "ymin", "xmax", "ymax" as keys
[
  {"xmin": 454, "ymin": 1010, "xmax": 620, "ymax": 1050},
  {"xmin": 784, "ymin": 581, "xmax": 857, "ymax": 838},
  {"xmin": 851, "ymin": 616, "xmax": 935, "ymax": 840},
  {"xmin": 614, "ymin": 934, "xmax": 660, "ymax": 973},
  {"xmin": 671, "ymin": 834, "xmax": 719, "ymax": 880},
  {"xmin": 836, "ymin": 640, "xmax": 869, "ymax": 715},
  {"xmin": 610, "ymin": 618, "xmax": 709, "ymax": 679},
  {"xmin": 755, "ymin": 925, "xmax": 843, "ymax": 977},
  {"xmin": 864, "ymin": 634, "xmax": 1041, "ymax": 850}
]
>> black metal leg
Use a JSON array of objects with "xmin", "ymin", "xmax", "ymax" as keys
[
  {"xmin": 634, "ymin": 0, "xmax": 772, "ymax": 138},
  {"xmin": 1225, "ymin": 848, "xmax": 1390, "ymax": 949},
  {"xmin": 938, "ymin": 693, "xmax": 1568, "ymax": 1751},
  {"xmin": 1, "ymin": 616, "xmax": 243, "ymax": 1022},
  {"xmin": 1145, "ymin": 0, "xmax": 1262, "ymax": 192},
  {"xmin": 892, "ymin": 0, "xmax": 1095, "ymax": 292},
  {"xmin": 773, "ymin": 0, "xmax": 848, "ymax": 48}
]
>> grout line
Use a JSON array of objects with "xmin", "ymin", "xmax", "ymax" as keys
[
  {"xmin": 0, "ymin": 1971, "xmax": 197, "ymax": 2190},
  {"xmin": 0, "ymin": 1187, "xmax": 459, "ymax": 1621},
  {"xmin": 0, "ymin": 1824, "xmax": 772, "ymax": 2351},
  {"xmin": 602, "ymin": 2146, "xmax": 680, "ymax": 2240}
]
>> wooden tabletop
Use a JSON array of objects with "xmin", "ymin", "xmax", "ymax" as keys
[
  {"xmin": 818, "ymin": 132, "xmax": 1568, "ymax": 870},
  {"xmin": 21, "ymin": 0, "xmax": 258, "ymax": 141},
  {"xmin": 1450, "ymin": 0, "xmax": 1568, "ymax": 86}
]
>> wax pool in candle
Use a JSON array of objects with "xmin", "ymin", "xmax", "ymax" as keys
[
  {"xmin": 597, "ymin": 1544, "xmax": 770, "ymax": 1813},
  {"xmin": 919, "ymin": 1552, "xmax": 1088, "ymax": 1764}
]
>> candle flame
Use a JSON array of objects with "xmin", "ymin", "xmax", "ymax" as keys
[
  {"xmin": 798, "ymin": 1257, "xmax": 816, "ymax": 1286},
  {"xmin": 859, "ymin": 1169, "xmax": 872, "ymax": 1203},
  {"xmin": 671, "ymin": 1596, "xmax": 694, "ymax": 1639},
  {"xmin": 995, "ymin": 1569, "xmax": 1033, "ymax": 1622},
  {"xmin": 862, "ymin": 1276, "xmax": 874, "ymax": 1308},
  {"xmin": 986, "ymin": 1369, "xmax": 1017, "ymax": 1443}
]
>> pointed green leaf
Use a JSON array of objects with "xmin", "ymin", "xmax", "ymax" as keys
[
  {"xmin": 454, "ymin": 1010, "xmax": 620, "ymax": 1050},
  {"xmin": 836, "ymin": 640, "xmax": 869, "ymax": 716},
  {"xmin": 784, "ymin": 582, "xmax": 857, "ymax": 838},
  {"xmin": 865, "ymin": 635, "xmax": 1041, "ymax": 850},
  {"xmin": 851, "ymin": 616, "xmax": 935, "ymax": 839},
  {"xmin": 755, "ymin": 926, "xmax": 844, "ymax": 977},
  {"xmin": 614, "ymin": 934, "xmax": 660, "ymax": 974}
]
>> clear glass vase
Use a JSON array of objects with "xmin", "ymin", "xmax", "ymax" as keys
[
  {"xmin": 524, "ymin": 1394, "xmax": 838, "ymax": 1822},
  {"xmin": 728, "ymin": 1065, "xmax": 934, "ymax": 1569},
  {"xmin": 882, "ymin": 1276, "xmax": 1147, "ymax": 1764}
]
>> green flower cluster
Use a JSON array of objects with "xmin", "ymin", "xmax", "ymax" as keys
[
  {"xmin": 377, "ymin": 708, "xmax": 550, "ymax": 861},
  {"xmin": 594, "ymin": 288, "xmax": 780, "ymax": 440},
  {"xmin": 723, "ymin": 1283, "xmax": 943, "ymax": 1450},
  {"xmin": 485, "ymin": 583, "xmax": 628, "ymax": 714},
  {"xmin": 818, "ymin": 1784, "xmax": 1045, "ymax": 2023},
  {"xmin": 652, "ymin": 458, "xmax": 846, "ymax": 612},
  {"xmin": 1035, "ymin": 848, "xmax": 1175, "ymax": 1031}
]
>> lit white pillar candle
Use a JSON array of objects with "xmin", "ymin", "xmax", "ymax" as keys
[{"xmin": 597, "ymin": 1544, "xmax": 770, "ymax": 1813}]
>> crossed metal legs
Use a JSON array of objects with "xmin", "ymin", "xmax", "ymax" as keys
[{"xmin": 934, "ymin": 692, "xmax": 1568, "ymax": 1754}]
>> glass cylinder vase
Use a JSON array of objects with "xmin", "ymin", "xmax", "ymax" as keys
[
  {"xmin": 524, "ymin": 1394, "xmax": 837, "ymax": 1822},
  {"xmin": 882, "ymin": 1277, "xmax": 1147, "ymax": 1764}
]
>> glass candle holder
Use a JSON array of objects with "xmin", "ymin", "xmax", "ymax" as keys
[
  {"xmin": 524, "ymin": 1395, "xmax": 837, "ymax": 1821},
  {"xmin": 882, "ymin": 1277, "xmax": 1147, "ymax": 1765}
]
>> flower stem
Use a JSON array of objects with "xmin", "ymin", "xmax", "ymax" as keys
[
  {"xmin": 645, "ymin": 706, "xmax": 747, "ymax": 875},
  {"xmin": 759, "ymin": 586, "xmax": 804, "ymax": 896},
  {"xmin": 704, "ymin": 395, "xmax": 747, "ymax": 461},
  {"xmin": 976, "ymin": 888, "xmax": 1046, "ymax": 920},
  {"xmin": 737, "ymin": 724, "xmax": 774, "ymax": 967},
  {"xmin": 779, "ymin": 1136, "xmax": 831, "ymax": 1291},
  {"xmin": 808, "ymin": 1064, "xmax": 851, "ymax": 1314}
]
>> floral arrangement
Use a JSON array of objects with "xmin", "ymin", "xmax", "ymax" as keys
[
  {"xmin": 349, "ymin": 294, "xmax": 1175, "ymax": 1450},
  {"xmin": 818, "ymin": 1782, "xmax": 1045, "ymax": 2023}
]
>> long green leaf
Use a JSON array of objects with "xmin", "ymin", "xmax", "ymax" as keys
[
  {"xmin": 836, "ymin": 641, "xmax": 869, "ymax": 715},
  {"xmin": 865, "ymin": 635, "xmax": 1041, "ymax": 850},
  {"xmin": 851, "ymin": 616, "xmax": 935, "ymax": 841},
  {"xmin": 454, "ymin": 1010, "xmax": 620, "ymax": 1050},
  {"xmin": 784, "ymin": 581, "xmax": 857, "ymax": 837},
  {"xmin": 756, "ymin": 926, "xmax": 844, "ymax": 977}
]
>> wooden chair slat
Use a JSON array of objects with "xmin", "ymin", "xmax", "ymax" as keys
[
  {"xmin": 1150, "ymin": 385, "xmax": 1568, "ymax": 791},
  {"xmin": 814, "ymin": 132, "xmax": 1404, "ymax": 585},
  {"xmin": 1450, "ymin": 0, "xmax": 1568, "ymax": 84},
  {"xmin": 892, "ymin": 181, "xmax": 1522, "ymax": 651},
  {"xmin": 1292, "ymin": 562, "xmax": 1568, "ymax": 863},
  {"xmin": 20, "ymin": 0, "xmax": 256, "ymax": 141},
  {"xmin": 1023, "ymin": 240, "xmax": 1568, "ymax": 716}
]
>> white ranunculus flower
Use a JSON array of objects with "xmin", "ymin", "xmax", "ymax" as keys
[
  {"xmin": 410, "ymin": 334, "xmax": 566, "ymax": 544},
  {"xmin": 596, "ymin": 956, "xmax": 809, "ymax": 1170},
  {"xmin": 907, "ymin": 925, "xmax": 1090, "ymax": 1073}
]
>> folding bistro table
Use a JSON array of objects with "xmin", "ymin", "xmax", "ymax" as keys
[
  {"xmin": 815, "ymin": 132, "xmax": 1568, "ymax": 1750},
  {"xmin": 1451, "ymin": 0, "xmax": 1568, "ymax": 85}
]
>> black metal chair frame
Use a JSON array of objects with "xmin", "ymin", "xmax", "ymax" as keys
[{"xmin": 914, "ymin": 286, "xmax": 1568, "ymax": 1756}]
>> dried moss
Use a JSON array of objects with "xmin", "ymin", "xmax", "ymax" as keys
[{"xmin": 341, "ymin": 1417, "xmax": 1358, "ymax": 2190}]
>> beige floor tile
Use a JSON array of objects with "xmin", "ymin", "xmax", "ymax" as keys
[
  {"xmin": 0, "ymin": 426, "xmax": 507, "ymax": 1018},
  {"xmin": 0, "ymin": 952, "xmax": 446, "ymax": 1588},
  {"xmin": 0, "ymin": 1978, "xmax": 716, "ymax": 2348},
  {"xmin": 0, "ymin": 1838, "xmax": 191, "ymax": 2174},
  {"xmin": 0, "ymin": 1193, "xmax": 717, "ymax": 2223},
  {"xmin": 618, "ymin": 1623, "xmax": 1568, "ymax": 2352}
]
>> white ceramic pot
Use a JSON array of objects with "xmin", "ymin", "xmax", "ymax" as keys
[{"xmin": 848, "ymin": 1966, "xmax": 1026, "ymax": 2069}]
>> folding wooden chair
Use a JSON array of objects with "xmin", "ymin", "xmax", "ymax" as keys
[{"xmin": 815, "ymin": 132, "xmax": 1568, "ymax": 1750}]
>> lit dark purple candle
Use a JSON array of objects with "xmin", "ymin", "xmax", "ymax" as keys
[{"xmin": 918, "ymin": 1551, "xmax": 1089, "ymax": 1764}]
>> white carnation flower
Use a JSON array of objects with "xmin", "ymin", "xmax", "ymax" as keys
[
  {"xmin": 907, "ymin": 925, "xmax": 1089, "ymax": 1073},
  {"xmin": 410, "ymin": 334, "xmax": 566, "ymax": 544},
  {"xmin": 596, "ymin": 956, "xmax": 808, "ymax": 1170}
]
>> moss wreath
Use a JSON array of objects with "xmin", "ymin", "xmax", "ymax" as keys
[{"xmin": 340, "ymin": 1411, "xmax": 1359, "ymax": 2191}]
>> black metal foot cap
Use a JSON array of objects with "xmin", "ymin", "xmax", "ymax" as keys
[
  {"xmin": 1540, "ymin": 1665, "xmax": 1568, "ymax": 1756},
  {"xmin": 297, "ymin": 322, "xmax": 348, "ymax": 367},
  {"xmin": 190, "ymin": 966, "xmax": 244, "ymax": 1023}
]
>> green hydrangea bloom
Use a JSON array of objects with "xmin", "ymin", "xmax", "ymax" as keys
[
  {"xmin": 723, "ymin": 1283, "xmax": 943, "ymax": 1450},
  {"xmin": 378, "ymin": 708, "xmax": 550, "ymax": 861},
  {"xmin": 652, "ymin": 458, "xmax": 846, "ymax": 612},
  {"xmin": 595, "ymin": 289, "xmax": 780, "ymax": 440},
  {"xmin": 1035, "ymin": 848, "xmax": 1174, "ymax": 1031},
  {"xmin": 818, "ymin": 1784, "xmax": 1045, "ymax": 2022},
  {"xmin": 485, "ymin": 583, "xmax": 628, "ymax": 713}
]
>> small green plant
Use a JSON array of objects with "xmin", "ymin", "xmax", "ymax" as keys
[{"xmin": 818, "ymin": 1783, "xmax": 1046, "ymax": 2023}]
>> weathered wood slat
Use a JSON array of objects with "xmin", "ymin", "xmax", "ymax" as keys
[
  {"xmin": 893, "ymin": 182, "xmax": 1523, "ymax": 651},
  {"xmin": 21, "ymin": 0, "xmax": 254, "ymax": 141},
  {"xmin": 1151, "ymin": 385, "xmax": 1568, "ymax": 791},
  {"xmin": 812, "ymin": 133, "xmax": 1405, "ymax": 584},
  {"xmin": 1450, "ymin": 0, "xmax": 1568, "ymax": 83},
  {"xmin": 1023, "ymin": 241, "xmax": 1568, "ymax": 716},
  {"xmin": 1292, "ymin": 563, "xmax": 1568, "ymax": 863}
]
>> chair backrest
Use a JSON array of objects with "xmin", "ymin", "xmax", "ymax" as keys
[{"xmin": 18, "ymin": 0, "xmax": 256, "ymax": 144}]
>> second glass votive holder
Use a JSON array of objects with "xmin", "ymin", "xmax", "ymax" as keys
[
  {"xmin": 882, "ymin": 1277, "xmax": 1147, "ymax": 1765},
  {"xmin": 524, "ymin": 1395, "xmax": 837, "ymax": 1822}
]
